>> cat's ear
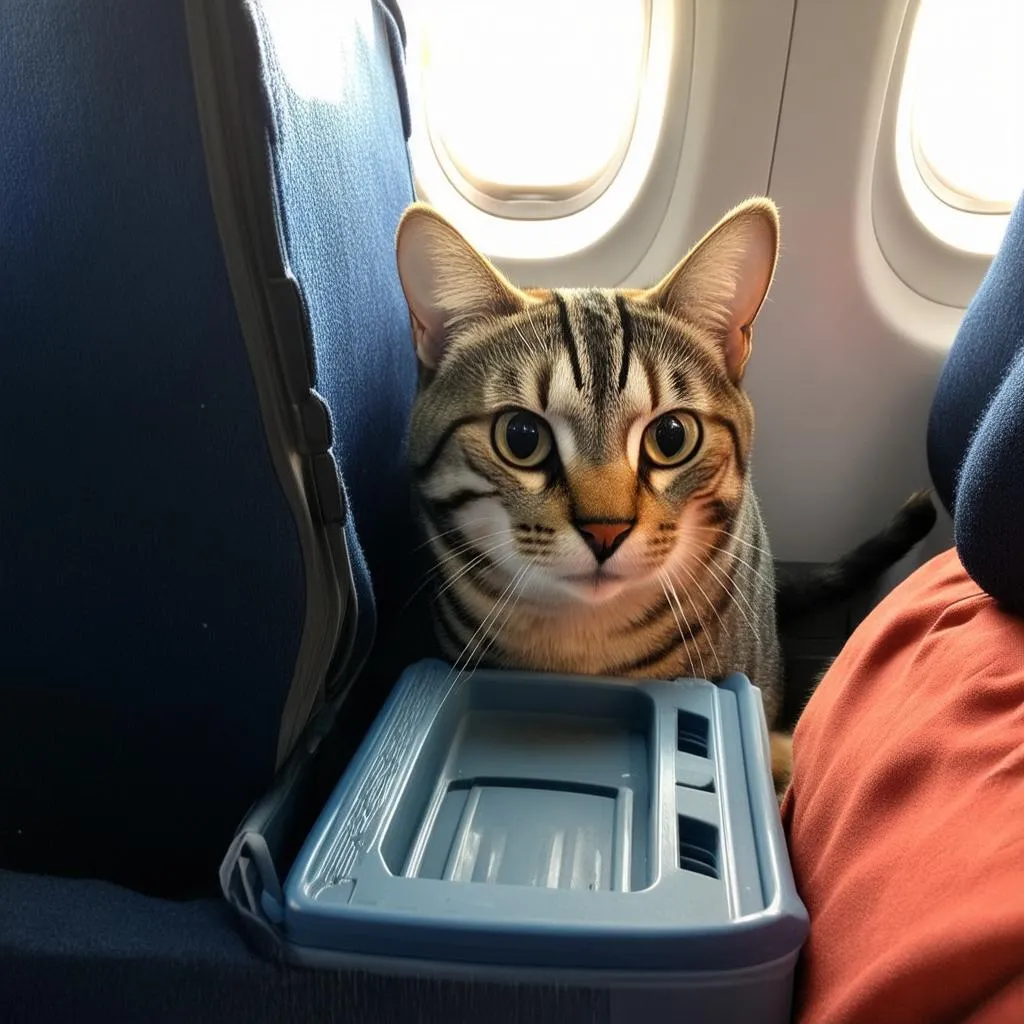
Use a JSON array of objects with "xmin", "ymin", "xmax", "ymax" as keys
[
  {"xmin": 396, "ymin": 203, "xmax": 526, "ymax": 370},
  {"xmin": 647, "ymin": 198, "xmax": 779, "ymax": 384}
]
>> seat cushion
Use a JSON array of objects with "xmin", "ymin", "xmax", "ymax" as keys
[
  {"xmin": 954, "ymin": 346, "xmax": 1024, "ymax": 615},
  {"xmin": 782, "ymin": 549, "xmax": 1024, "ymax": 1023},
  {"xmin": 927, "ymin": 192, "xmax": 1024, "ymax": 520},
  {"xmin": 0, "ymin": 867, "xmax": 611, "ymax": 1024}
]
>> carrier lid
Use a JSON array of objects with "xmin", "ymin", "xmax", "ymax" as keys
[{"xmin": 277, "ymin": 660, "xmax": 808, "ymax": 973}]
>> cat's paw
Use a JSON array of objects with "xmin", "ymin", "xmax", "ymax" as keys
[
  {"xmin": 770, "ymin": 730, "xmax": 793, "ymax": 803},
  {"xmin": 898, "ymin": 489, "xmax": 938, "ymax": 538}
]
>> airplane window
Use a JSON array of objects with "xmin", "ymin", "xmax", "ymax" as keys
[
  {"xmin": 403, "ymin": 0, "xmax": 650, "ymax": 219},
  {"xmin": 899, "ymin": 0, "xmax": 1024, "ymax": 239}
]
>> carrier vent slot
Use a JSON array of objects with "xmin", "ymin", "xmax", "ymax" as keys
[
  {"xmin": 678, "ymin": 816, "xmax": 719, "ymax": 879},
  {"xmin": 677, "ymin": 710, "xmax": 709, "ymax": 759}
]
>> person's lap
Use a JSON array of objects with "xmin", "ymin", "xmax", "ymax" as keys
[{"xmin": 782, "ymin": 548, "xmax": 1024, "ymax": 1024}]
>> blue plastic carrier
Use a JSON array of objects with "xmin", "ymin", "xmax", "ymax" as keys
[{"xmin": 271, "ymin": 659, "xmax": 808, "ymax": 1022}]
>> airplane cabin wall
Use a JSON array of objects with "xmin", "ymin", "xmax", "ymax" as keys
[
  {"xmin": 746, "ymin": 0, "xmax": 957, "ymax": 564},
  {"xmin": 412, "ymin": 0, "xmax": 992, "ymax": 568}
]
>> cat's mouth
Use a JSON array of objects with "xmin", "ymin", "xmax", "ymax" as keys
[{"xmin": 561, "ymin": 567, "xmax": 627, "ymax": 602}]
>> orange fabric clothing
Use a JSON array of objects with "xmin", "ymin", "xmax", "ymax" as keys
[{"xmin": 781, "ymin": 548, "xmax": 1024, "ymax": 1024}]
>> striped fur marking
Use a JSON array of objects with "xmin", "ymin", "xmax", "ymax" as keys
[{"xmin": 398, "ymin": 197, "xmax": 787, "ymax": 787}]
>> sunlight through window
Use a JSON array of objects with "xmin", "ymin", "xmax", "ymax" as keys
[
  {"xmin": 406, "ymin": 0, "xmax": 649, "ymax": 211},
  {"xmin": 905, "ymin": 0, "xmax": 1024, "ymax": 213}
]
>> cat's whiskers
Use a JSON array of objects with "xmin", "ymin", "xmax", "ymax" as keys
[
  {"xmin": 691, "ymin": 524, "xmax": 772, "ymax": 560},
  {"xmin": 698, "ymin": 549, "xmax": 764, "ymax": 647},
  {"xmin": 658, "ymin": 572, "xmax": 699, "ymax": 681},
  {"xmin": 649, "ymin": 312, "xmax": 669, "ymax": 358},
  {"xmin": 431, "ymin": 540, "xmax": 520, "ymax": 604},
  {"xmin": 664, "ymin": 569, "xmax": 710, "ymax": 680},
  {"xmin": 446, "ymin": 563, "xmax": 532, "ymax": 688},
  {"xmin": 399, "ymin": 529, "xmax": 517, "ymax": 612},
  {"xmin": 425, "ymin": 526, "xmax": 518, "ymax": 571},
  {"xmin": 411, "ymin": 513, "xmax": 497, "ymax": 553},
  {"xmin": 670, "ymin": 563, "xmax": 723, "ymax": 676},
  {"xmin": 419, "ymin": 528, "xmax": 516, "ymax": 585},
  {"xmin": 471, "ymin": 560, "xmax": 535, "ymax": 675},
  {"xmin": 707, "ymin": 542, "xmax": 775, "ymax": 591},
  {"xmin": 524, "ymin": 304, "xmax": 546, "ymax": 351},
  {"xmin": 508, "ymin": 316, "xmax": 537, "ymax": 356}
]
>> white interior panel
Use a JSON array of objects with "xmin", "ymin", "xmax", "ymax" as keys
[
  {"xmin": 745, "ymin": 0, "xmax": 957, "ymax": 564},
  {"xmin": 625, "ymin": 0, "xmax": 794, "ymax": 286},
  {"xmin": 409, "ymin": 0, "xmax": 971, "ymax": 571},
  {"xmin": 489, "ymin": 0, "xmax": 795, "ymax": 287}
]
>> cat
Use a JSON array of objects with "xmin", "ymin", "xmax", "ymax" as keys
[{"xmin": 395, "ymin": 197, "xmax": 935, "ymax": 794}]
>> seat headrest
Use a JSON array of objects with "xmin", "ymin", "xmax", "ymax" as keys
[
  {"xmin": 927, "ymin": 190, "xmax": 1024, "ymax": 612},
  {"xmin": 954, "ymin": 348, "xmax": 1024, "ymax": 614}
]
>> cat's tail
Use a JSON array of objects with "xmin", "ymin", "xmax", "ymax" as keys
[{"xmin": 775, "ymin": 490, "xmax": 938, "ymax": 629}]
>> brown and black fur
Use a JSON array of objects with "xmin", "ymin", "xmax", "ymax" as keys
[{"xmin": 395, "ymin": 198, "xmax": 934, "ymax": 794}]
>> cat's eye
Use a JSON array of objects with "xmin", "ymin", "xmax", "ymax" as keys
[
  {"xmin": 643, "ymin": 411, "xmax": 702, "ymax": 467},
  {"xmin": 493, "ymin": 410, "xmax": 553, "ymax": 469}
]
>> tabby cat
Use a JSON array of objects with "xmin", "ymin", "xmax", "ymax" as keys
[{"xmin": 395, "ymin": 198, "xmax": 933, "ymax": 791}]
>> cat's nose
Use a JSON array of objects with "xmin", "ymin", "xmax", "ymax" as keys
[{"xmin": 575, "ymin": 520, "xmax": 634, "ymax": 563}]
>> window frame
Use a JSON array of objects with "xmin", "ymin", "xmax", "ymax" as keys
[
  {"xmin": 414, "ymin": 0, "xmax": 653, "ymax": 221},
  {"xmin": 871, "ymin": 0, "xmax": 1016, "ymax": 308},
  {"xmin": 399, "ymin": 0, "xmax": 795, "ymax": 291},
  {"xmin": 402, "ymin": 0, "xmax": 687, "ymax": 270}
]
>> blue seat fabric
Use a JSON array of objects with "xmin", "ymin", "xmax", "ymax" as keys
[
  {"xmin": 0, "ymin": 0, "xmax": 306, "ymax": 893},
  {"xmin": 246, "ymin": 0, "xmax": 419, "ymax": 652},
  {"xmin": 927, "ymin": 190, "xmax": 1024, "ymax": 613},
  {"xmin": 927, "ymin": 193, "xmax": 1024, "ymax": 514},
  {"xmin": 0, "ymin": 866, "xmax": 608, "ymax": 1024},
  {"xmin": 0, "ymin": 0, "xmax": 467, "ymax": 1015}
]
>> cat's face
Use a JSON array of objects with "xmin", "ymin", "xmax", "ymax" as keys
[{"xmin": 397, "ymin": 200, "xmax": 779, "ymax": 610}]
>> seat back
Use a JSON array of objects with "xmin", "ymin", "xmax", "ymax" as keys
[
  {"xmin": 0, "ymin": 0, "xmax": 417, "ymax": 894},
  {"xmin": 927, "ymin": 191, "xmax": 1024, "ymax": 612},
  {"xmin": 237, "ymin": 0, "xmax": 420, "ymax": 664}
]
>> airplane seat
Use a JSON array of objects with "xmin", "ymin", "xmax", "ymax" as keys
[
  {"xmin": 925, "ymin": 195, "xmax": 1024, "ymax": 525},
  {"xmin": 0, "ymin": 0, "xmax": 440, "ymax": 1019},
  {"xmin": 0, "ymin": 0, "xmax": 416, "ymax": 895},
  {"xmin": 782, "ymin": 188, "xmax": 1024, "ymax": 1022},
  {"xmin": 1, "ymin": 0, "xmax": 302, "ymax": 894},
  {"xmin": 927, "ymin": 194, "xmax": 1024, "ymax": 616}
]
